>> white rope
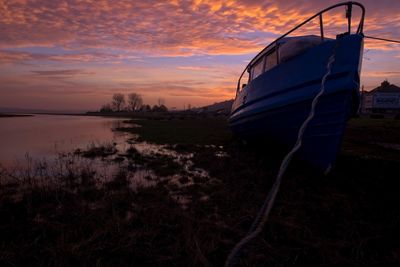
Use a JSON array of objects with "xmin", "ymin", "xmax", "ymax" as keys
[{"xmin": 225, "ymin": 45, "xmax": 338, "ymax": 267}]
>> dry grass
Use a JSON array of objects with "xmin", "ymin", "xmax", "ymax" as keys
[{"xmin": 0, "ymin": 116, "xmax": 399, "ymax": 266}]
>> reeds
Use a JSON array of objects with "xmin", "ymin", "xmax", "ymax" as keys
[{"xmin": 0, "ymin": 117, "xmax": 399, "ymax": 266}]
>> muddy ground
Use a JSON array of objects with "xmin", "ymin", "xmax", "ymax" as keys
[{"xmin": 0, "ymin": 116, "xmax": 399, "ymax": 266}]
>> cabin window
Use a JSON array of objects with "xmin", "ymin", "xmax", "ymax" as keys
[
  {"xmin": 249, "ymin": 47, "xmax": 278, "ymax": 82},
  {"xmin": 265, "ymin": 49, "xmax": 278, "ymax": 71},
  {"xmin": 239, "ymin": 68, "xmax": 250, "ymax": 92},
  {"xmin": 251, "ymin": 57, "xmax": 264, "ymax": 80}
]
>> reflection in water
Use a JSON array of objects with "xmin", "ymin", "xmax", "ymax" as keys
[
  {"xmin": 0, "ymin": 115, "xmax": 127, "ymax": 166},
  {"xmin": 0, "ymin": 115, "xmax": 218, "ymax": 209}
]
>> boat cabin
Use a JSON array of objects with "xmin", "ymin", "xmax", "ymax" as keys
[
  {"xmin": 242, "ymin": 35, "xmax": 325, "ymax": 90},
  {"xmin": 236, "ymin": 2, "xmax": 365, "ymax": 94}
]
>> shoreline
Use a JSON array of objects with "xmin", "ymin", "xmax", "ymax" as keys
[{"xmin": 0, "ymin": 113, "xmax": 33, "ymax": 118}]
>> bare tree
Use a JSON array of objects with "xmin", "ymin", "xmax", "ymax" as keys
[
  {"xmin": 112, "ymin": 93, "xmax": 125, "ymax": 112},
  {"xmin": 127, "ymin": 93, "xmax": 143, "ymax": 111}
]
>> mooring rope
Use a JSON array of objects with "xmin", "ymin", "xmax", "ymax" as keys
[
  {"xmin": 364, "ymin": 35, "xmax": 400, "ymax": 44},
  {"xmin": 225, "ymin": 43, "xmax": 339, "ymax": 267}
]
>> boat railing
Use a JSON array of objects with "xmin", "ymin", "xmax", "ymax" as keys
[{"xmin": 236, "ymin": 1, "xmax": 365, "ymax": 93}]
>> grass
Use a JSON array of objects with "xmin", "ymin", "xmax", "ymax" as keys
[
  {"xmin": 117, "ymin": 116, "xmax": 232, "ymax": 146},
  {"xmin": 1, "ymin": 116, "xmax": 399, "ymax": 266},
  {"xmin": 74, "ymin": 142, "xmax": 118, "ymax": 158},
  {"xmin": 342, "ymin": 117, "xmax": 400, "ymax": 161}
]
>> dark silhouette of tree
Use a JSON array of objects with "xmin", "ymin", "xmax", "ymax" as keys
[
  {"xmin": 100, "ymin": 103, "xmax": 113, "ymax": 113},
  {"xmin": 152, "ymin": 104, "xmax": 168, "ymax": 112},
  {"xmin": 112, "ymin": 93, "xmax": 125, "ymax": 112},
  {"xmin": 128, "ymin": 93, "xmax": 143, "ymax": 111},
  {"xmin": 140, "ymin": 104, "xmax": 151, "ymax": 112},
  {"xmin": 159, "ymin": 105, "xmax": 168, "ymax": 112}
]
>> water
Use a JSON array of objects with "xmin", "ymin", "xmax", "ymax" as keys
[
  {"xmin": 0, "ymin": 114, "xmax": 213, "ymax": 209},
  {"xmin": 0, "ymin": 114, "xmax": 126, "ymax": 166}
]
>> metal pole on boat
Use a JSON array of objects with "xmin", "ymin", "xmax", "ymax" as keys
[
  {"xmin": 346, "ymin": 3, "xmax": 352, "ymax": 34},
  {"xmin": 319, "ymin": 14, "xmax": 324, "ymax": 41}
]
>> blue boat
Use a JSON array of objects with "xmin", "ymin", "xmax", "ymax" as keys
[{"xmin": 229, "ymin": 2, "xmax": 365, "ymax": 172}]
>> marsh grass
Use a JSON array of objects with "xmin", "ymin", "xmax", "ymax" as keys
[
  {"xmin": 0, "ymin": 116, "xmax": 399, "ymax": 266},
  {"xmin": 117, "ymin": 116, "xmax": 232, "ymax": 145},
  {"xmin": 74, "ymin": 142, "xmax": 118, "ymax": 158}
]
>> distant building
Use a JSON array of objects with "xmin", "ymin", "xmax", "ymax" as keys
[{"xmin": 361, "ymin": 81, "xmax": 400, "ymax": 114}]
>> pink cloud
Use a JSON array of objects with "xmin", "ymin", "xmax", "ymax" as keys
[
  {"xmin": 0, "ymin": 50, "xmax": 140, "ymax": 64},
  {"xmin": 1, "ymin": 0, "xmax": 398, "ymax": 56},
  {"xmin": 30, "ymin": 69, "xmax": 95, "ymax": 76},
  {"xmin": 362, "ymin": 70, "xmax": 400, "ymax": 78},
  {"xmin": 0, "ymin": 0, "xmax": 399, "ymax": 110},
  {"xmin": 177, "ymin": 66, "xmax": 210, "ymax": 71}
]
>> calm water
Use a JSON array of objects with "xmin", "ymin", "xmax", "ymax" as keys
[
  {"xmin": 0, "ymin": 114, "xmax": 213, "ymax": 208},
  {"xmin": 0, "ymin": 115, "xmax": 126, "ymax": 166}
]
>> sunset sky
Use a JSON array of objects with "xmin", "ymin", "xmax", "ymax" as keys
[{"xmin": 0, "ymin": 0, "xmax": 399, "ymax": 111}]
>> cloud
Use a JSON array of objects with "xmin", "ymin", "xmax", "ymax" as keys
[
  {"xmin": 363, "ymin": 70, "xmax": 400, "ymax": 78},
  {"xmin": 0, "ymin": 0, "xmax": 399, "ymax": 110},
  {"xmin": 176, "ymin": 66, "xmax": 209, "ymax": 71},
  {"xmin": 30, "ymin": 69, "xmax": 95, "ymax": 76},
  {"xmin": 0, "ymin": 50, "xmax": 44, "ymax": 64},
  {"xmin": 118, "ymin": 79, "xmax": 233, "ymax": 98},
  {"xmin": 0, "ymin": 49, "xmax": 140, "ymax": 64},
  {"xmin": 1, "ymin": 0, "xmax": 398, "ymax": 57}
]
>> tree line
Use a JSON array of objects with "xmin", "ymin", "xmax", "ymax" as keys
[{"xmin": 100, "ymin": 93, "xmax": 168, "ymax": 113}]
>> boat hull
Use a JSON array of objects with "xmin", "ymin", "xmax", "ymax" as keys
[{"xmin": 229, "ymin": 34, "xmax": 364, "ymax": 171}]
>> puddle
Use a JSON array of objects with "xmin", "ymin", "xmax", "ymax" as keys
[
  {"xmin": 125, "ymin": 140, "xmax": 210, "ymax": 180},
  {"xmin": 123, "ymin": 139, "xmax": 214, "ymax": 208},
  {"xmin": 1, "ymin": 125, "xmax": 220, "ymax": 209},
  {"xmin": 215, "ymin": 151, "xmax": 229, "ymax": 158}
]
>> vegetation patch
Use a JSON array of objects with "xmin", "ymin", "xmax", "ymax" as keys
[
  {"xmin": 1, "ymin": 116, "xmax": 400, "ymax": 266},
  {"xmin": 74, "ymin": 142, "xmax": 117, "ymax": 158}
]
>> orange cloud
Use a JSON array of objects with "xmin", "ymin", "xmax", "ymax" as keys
[
  {"xmin": 177, "ymin": 66, "xmax": 209, "ymax": 71},
  {"xmin": 363, "ymin": 70, "xmax": 400, "ymax": 78},
  {"xmin": 1, "ymin": 0, "xmax": 398, "ymax": 56},
  {"xmin": 0, "ymin": 0, "xmax": 399, "ymax": 110}
]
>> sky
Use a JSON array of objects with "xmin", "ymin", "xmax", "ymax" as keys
[{"xmin": 0, "ymin": 0, "xmax": 399, "ymax": 111}]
